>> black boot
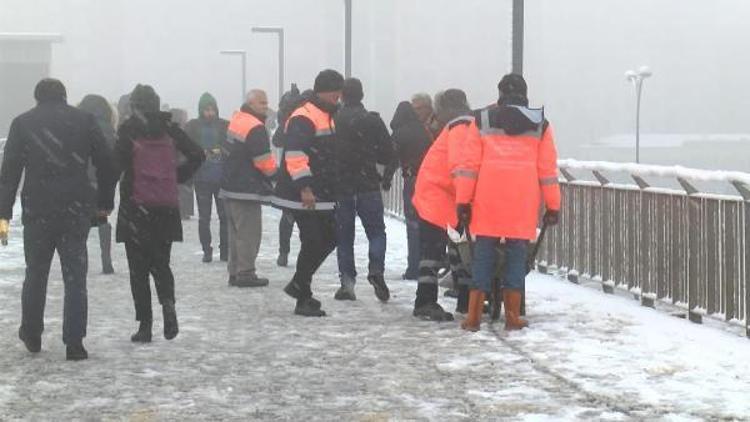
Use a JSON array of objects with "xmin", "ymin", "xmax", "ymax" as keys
[
  {"xmin": 66, "ymin": 341, "xmax": 88, "ymax": 361},
  {"xmin": 295, "ymin": 297, "xmax": 326, "ymax": 317},
  {"xmin": 413, "ymin": 302, "xmax": 454, "ymax": 321},
  {"xmin": 234, "ymin": 273, "xmax": 269, "ymax": 288},
  {"xmin": 162, "ymin": 300, "xmax": 179, "ymax": 340},
  {"xmin": 277, "ymin": 253, "xmax": 288, "ymax": 267},
  {"xmin": 18, "ymin": 327, "xmax": 41, "ymax": 353},
  {"xmin": 219, "ymin": 248, "xmax": 228, "ymax": 262},
  {"xmin": 130, "ymin": 320, "xmax": 152, "ymax": 343},
  {"xmin": 368, "ymin": 274, "xmax": 390, "ymax": 302},
  {"xmin": 202, "ymin": 247, "xmax": 213, "ymax": 263},
  {"xmin": 455, "ymin": 284, "xmax": 469, "ymax": 313}
]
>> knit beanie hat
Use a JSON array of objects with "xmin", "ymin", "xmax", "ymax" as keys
[
  {"xmin": 130, "ymin": 84, "xmax": 160, "ymax": 113},
  {"xmin": 342, "ymin": 78, "xmax": 364, "ymax": 105},
  {"xmin": 314, "ymin": 69, "xmax": 344, "ymax": 93},
  {"xmin": 498, "ymin": 73, "xmax": 529, "ymax": 106},
  {"xmin": 34, "ymin": 78, "xmax": 67, "ymax": 103}
]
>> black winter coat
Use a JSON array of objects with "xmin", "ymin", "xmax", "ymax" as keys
[
  {"xmin": 115, "ymin": 112, "xmax": 205, "ymax": 243},
  {"xmin": 334, "ymin": 103, "xmax": 397, "ymax": 197},
  {"xmin": 390, "ymin": 101, "xmax": 432, "ymax": 178},
  {"xmin": 0, "ymin": 102, "xmax": 117, "ymax": 224}
]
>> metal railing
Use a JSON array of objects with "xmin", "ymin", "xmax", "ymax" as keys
[
  {"xmin": 539, "ymin": 160, "xmax": 749, "ymax": 338},
  {"xmin": 382, "ymin": 160, "xmax": 750, "ymax": 338}
]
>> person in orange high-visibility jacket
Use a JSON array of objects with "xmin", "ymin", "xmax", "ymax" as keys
[
  {"xmin": 460, "ymin": 74, "xmax": 561, "ymax": 333},
  {"xmin": 274, "ymin": 69, "xmax": 345, "ymax": 317},
  {"xmin": 219, "ymin": 89, "xmax": 277, "ymax": 288},
  {"xmin": 411, "ymin": 89, "xmax": 482, "ymax": 321}
]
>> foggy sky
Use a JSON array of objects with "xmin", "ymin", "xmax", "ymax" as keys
[{"xmin": 2, "ymin": 0, "xmax": 749, "ymax": 167}]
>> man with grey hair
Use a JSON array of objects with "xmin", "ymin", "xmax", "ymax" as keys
[
  {"xmin": 220, "ymin": 89, "xmax": 277, "ymax": 287},
  {"xmin": 411, "ymin": 93, "xmax": 441, "ymax": 139}
]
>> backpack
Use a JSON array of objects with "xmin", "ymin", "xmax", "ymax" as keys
[{"xmin": 131, "ymin": 135, "xmax": 179, "ymax": 207}]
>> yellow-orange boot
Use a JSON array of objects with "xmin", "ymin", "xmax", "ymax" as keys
[
  {"xmin": 461, "ymin": 289, "xmax": 486, "ymax": 332},
  {"xmin": 503, "ymin": 289, "xmax": 528, "ymax": 330}
]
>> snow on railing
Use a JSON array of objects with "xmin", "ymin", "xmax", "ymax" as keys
[{"xmin": 559, "ymin": 159, "xmax": 750, "ymax": 189}]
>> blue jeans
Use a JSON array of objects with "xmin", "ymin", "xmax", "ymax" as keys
[
  {"xmin": 403, "ymin": 175, "xmax": 421, "ymax": 277},
  {"xmin": 471, "ymin": 237, "xmax": 529, "ymax": 293},
  {"xmin": 335, "ymin": 190, "xmax": 387, "ymax": 284}
]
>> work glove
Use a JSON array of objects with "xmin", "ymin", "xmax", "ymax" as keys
[
  {"xmin": 456, "ymin": 203, "xmax": 472, "ymax": 234},
  {"xmin": 543, "ymin": 209, "xmax": 560, "ymax": 226},
  {"xmin": 0, "ymin": 219, "xmax": 9, "ymax": 246}
]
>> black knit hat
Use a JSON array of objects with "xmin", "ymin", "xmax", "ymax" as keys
[
  {"xmin": 342, "ymin": 78, "xmax": 364, "ymax": 104},
  {"xmin": 498, "ymin": 73, "xmax": 528, "ymax": 105},
  {"xmin": 129, "ymin": 84, "xmax": 160, "ymax": 113},
  {"xmin": 34, "ymin": 78, "xmax": 67, "ymax": 103},
  {"xmin": 314, "ymin": 69, "xmax": 344, "ymax": 93}
]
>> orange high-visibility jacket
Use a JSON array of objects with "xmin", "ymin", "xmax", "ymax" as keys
[
  {"xmin": 468, "ymin": 105, "xmax": 561, "ymax": 240},
  {"xmin": 412, "ymin": 115, "xmax": 482, "ymax": 229}
]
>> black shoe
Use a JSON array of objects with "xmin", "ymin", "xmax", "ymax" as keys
[
  {"xmin": 102, "ymin": 264, "xmax": 115, "ymax": 275},
  {"xmin": 294, "ymin": 298, "xmax": 326, "ymax": 317},
  {"xmin": 283, "ymin": 280, "xmax": 302, "ymax": 299},
  {"xmin": 219, "ymin": 249, "xmax": 228, "ymax": 262},
  {"xmin": 413, "ymin": 302, "xmax": 455, "ymax": 321},
  {"xmin": 130, "ymin": 321, "xmax": 152, "ymax": 343},
  {"xmin": 18, "ymin": 327, "xmax": 41, "ymax": 353},
  {"xmin": 228, "ymin": 275, "xmax": 237, "ymax": 286},
  {"xmin": 334, "ymin": 284, "xmax": 357, "ymax": 301},
  {"xmin": 66, "ymin": 342, "xmax": 88, "ymax": 361},
  {"xmin": 162, "ymin": 300, "xmax": 179, "ymax": 340},
  {"xmin": 368, "ymin": 275, "xmax": 390, "ymax": 302},
  {"xmin": 277, "ymin": 253, "xmax": 288, "ymax": 267},
  {"xmin": 202, "ymin": 247, "xmax": 213, "ymax": 263},
  {"xmin": 235, "ymin": 274, "xmax": 269, "ymax": 288}
]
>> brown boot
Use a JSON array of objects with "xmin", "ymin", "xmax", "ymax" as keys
[
  {"xmin": 461, "ymin": 289, "xmax": 486, "ymax": 332},
  {"xmin": 503, "ymin": 289, "xmax": 528, "ymax": 330}
]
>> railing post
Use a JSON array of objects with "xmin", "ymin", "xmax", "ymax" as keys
[
  {"xmin": 731, "ymin": 181, "xmax": 750, "ymax": 338},
  {"xmin": 678, "ymin": 178, "xmax": 703, "ymax": 324},
  {"xmin": 632, "ymin": 175, "xmax": 655, "ymax": 308},
  {"xmin": 593, "ymin": 171, "xmax": 615, "ymax": 294}
]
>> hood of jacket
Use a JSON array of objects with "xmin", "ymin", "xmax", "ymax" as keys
[
  {"xmin": 390, "ymin": 101, "xmax": 420, "ymax": 131},
  {"xmin": 490, "ymin": 104, "xmax": 544, "ymax": 136},
  {"xmin": 198, "ymin": 92, "xmax": 219, "ymax": 118}
]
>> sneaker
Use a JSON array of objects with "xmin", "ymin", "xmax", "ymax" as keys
[
  {"xmin": 368, "ymin": 275, "xmax": 390, "ymax": 302},
  {"xmin": 66, "ymin": 342, "xmax": 88, "ymax": 361},
  {"xmin": 235, "ymin": 274, "xmax": 269, "ymax": 288},
  {"xmin": 412, "ymin": 302, "xmax": 454, "ymax": 321},
  {"xmin": 283, "ymin": 280, "xmax": 302, "ymax": 299},
  {"xmin": 334, "ymin": 284, "xmax": 357, "ymax": 301},
  {"xmin": 294, "ymin": 298, "xmax": 326, "ymax": 317},
  {"xmin": 277, "ymin": 253, "xmax": 288, "ymax": 267},
  {"xmin": 202, "ymin": 247, "xmax": 213, "ymax": 263},
  {"xmin": 18, "ymin": 327, "xmax": 41, "ymax": 353}
]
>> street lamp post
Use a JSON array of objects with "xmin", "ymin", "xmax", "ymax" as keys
[
  {"xmin": 251, "ymin": 26, "xmax": 285, "ymax": 101},
  {"xmin": 220, "ymin": 50, "xmax": 247, "ymax": 103},
  {"xmin": 625, "ymin": 66, "xmax": 653, "ymax": 164},
  {"xmin": 344, "ymin": 0, "xmax": 352, "ymax": 78}
]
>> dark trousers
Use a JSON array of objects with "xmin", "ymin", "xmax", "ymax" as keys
[
  {"xmin": 21, "ymin": 218, "xmax": 90, "ymax": 344},
  {"xmin": 95, "ymin": 221, "xmax": 113, "ymax": 272},
  {"xmin": 195, "ymin": 182, "xmax": 227, "ymax": 254},
  {"xmin": 290, "ymin": 210, "xmax": 337, "ymax": 300},
  {"xmin": 403, "ymin": 175, "xmax": 421, "ymax": 277},
  {"xmin": 415, "ymin": 218, "xmax": 448, "ymax": 308},
  {"xmin": 335, "ymin": 190, "xmax": 387, "ymax": 284},
  {"xmin": 125, "ymin": 240, "xmax": 175, "ymax": 322},
  {"xmin": 279, "ymin": 209, "xmax": 295, "ymax": 256}
]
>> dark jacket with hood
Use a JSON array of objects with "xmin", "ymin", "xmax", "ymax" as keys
[
  {"xmin": 79, "ymin": 94, "xmax": 117, "ymax": 191},
  {"xmin": 334, "ymin": 102, "xmax": 396, "ymax": 197},
  {"xmin": 0, "ymin": 91, "xmax": 117, "ymax": 225},
  {"xmin": 219, "ymin": 105, "xmax": 275, "ymax": 202},
  {"xmin": 390, "ymin": 101, "xmax": 433, "ymax": 178},
  {"xmin": 274, "ymin": 93, "xmax": 339, "ymax": 211},
  {"xmin": 185, "ymin": 93, "xmax": 229, "ymax": 185},
  {"xmin": 115, "ymin": 110, "xmax": 205, "ymax": 243}
]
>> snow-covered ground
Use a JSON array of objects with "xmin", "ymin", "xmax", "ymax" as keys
[{"xmin": 1, "ymin": 205, "xmax": 750, "ymax": 421}]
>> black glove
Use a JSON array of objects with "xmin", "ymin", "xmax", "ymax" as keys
[
  {"xmin": 543, "ymin": 209, "xmax": 560, "ymax": 226},
  {"xmin": 381, "ymin": 180, "xmax": 392, "ymax": 192},
  {"xmin": 456, "ymin": 203, "xmax": 472, "ymax": 233}
]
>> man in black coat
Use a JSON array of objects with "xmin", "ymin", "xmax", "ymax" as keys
[
  {"xmin": 390, "ymin": 101, "xmax": 433, "ymax": 281},
  {"xmin": 332, "ymin": 78, "xmax": 397, "ymax": 302},
  {"xmin": 0, "ymin": 79, "xmax": 117, "ymax": 360}
]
